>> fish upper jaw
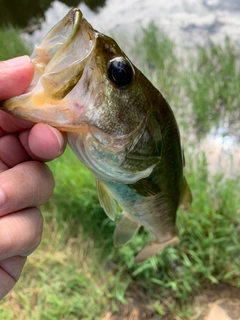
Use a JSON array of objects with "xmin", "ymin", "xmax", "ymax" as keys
[
  {"xmin": 1, "ymin": 8, "xmax": 138, "ymax": 136},
  {"xmin": 1, "ymin": 9, "xmax": 98, "ymax": 132}
]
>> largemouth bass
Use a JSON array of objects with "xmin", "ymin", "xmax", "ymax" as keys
[{"xmin": 2, "ymin": 8, "xmax": 192, "ymax": 262}]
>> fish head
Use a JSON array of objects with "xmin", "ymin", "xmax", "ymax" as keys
[
  {"xmin": 2, "ymin": 8, "xmax": 162, "ymax": 183},
  {"xmin": 3, "ymin": 8, "xmax": 151, "ymax": 135}
]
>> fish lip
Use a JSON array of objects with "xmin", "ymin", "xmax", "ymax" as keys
[
  {"xmin": 69, "ymin": 8, "xmax": 82, "ymax": 25},
  {"xmin": 50, "ymin": 8, "xmax": 87, "ymax": 62},
  {"xmin": 62, "ymin": 8, "xmax": 83, "ymax": 51}
]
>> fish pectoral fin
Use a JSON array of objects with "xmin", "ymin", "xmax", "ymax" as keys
[
  {"xmin": 127, "ymin": 178, "xmax": 160, "ymax": 197},
  {"xmin": 96, "ymin": 179, "xmax": 116, "ymax": 221},
  {"xmin": 179, "ymin": 179, "xmax": 192, "ymax": 210},
  {"xmin": 114, "ymin": 214, "xmax": 140, "ymax": 247},
  {"xmin": 134, "ymin": 236, "xmax": 179, "ymax": 263}
]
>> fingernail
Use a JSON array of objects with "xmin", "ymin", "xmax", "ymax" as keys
[
  {"xmin": 19, "ymin": 250, "xmax": 34, "ymax": 257},
  {"xmin": 46, "ymin": 124, "xmax": 65, "ymax": 154},
  {"xmin": 3, "ymin": 56, "xmax": 31, "ymax": 68}
]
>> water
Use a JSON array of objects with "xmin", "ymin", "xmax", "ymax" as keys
[
  {"xmin": 19, "ymin": 0, "xmax": 240, "ymax": 48},
  {"xmin": 2, "ymin": 0, "xmax": 240, "ymax": 175},
  {"xmin": 2, "ymin": 0, "xmax": 240, "ymax": 50}
]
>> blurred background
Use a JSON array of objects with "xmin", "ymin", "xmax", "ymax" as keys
[{"xmin": 0, "ymin": 0, "xmax": 240, "ymax": 319}]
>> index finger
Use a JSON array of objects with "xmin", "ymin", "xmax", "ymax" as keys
[
  {"xmin": 0, "ymin": 111, "xmax": 33, "ymax": 136},
  {"xmin": 0, "ymin": 56, "xmax": 35, "ymax": 133},
  {"xmin": 0, "ymin": 56, "xmax": 34, "ymax": 101}
]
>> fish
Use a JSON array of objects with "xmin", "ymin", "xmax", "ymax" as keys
[{"xmin": 1, "ymin": 8, "xmax": 192, "ymax": 262}]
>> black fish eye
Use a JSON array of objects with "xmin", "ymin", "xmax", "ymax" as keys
[{"xmin": 107, "ymin": 57, "xmax": 134, "ymax": 88}]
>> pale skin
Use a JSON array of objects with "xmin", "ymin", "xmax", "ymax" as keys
[{"xmin": 0, "ymin": 56, "xmax": 67, "ymax": 299}]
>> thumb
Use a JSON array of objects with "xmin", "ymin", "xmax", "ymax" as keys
[{"xmin": 0, "ymin": 56, "xmax": 34, "ymax": 101}]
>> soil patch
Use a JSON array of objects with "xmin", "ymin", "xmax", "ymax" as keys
[{"xmin": 103, "ymin": 283, "xmax": 240, "ymax": 320}]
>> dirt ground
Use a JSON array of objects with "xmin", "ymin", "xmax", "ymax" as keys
[
  {"xmin": 193, "ymin": 284, "xmax": 240, "ymax": 320},
  {"xmin": 102, "ymin": 283, "xmax": 240, "ymax": 320}
]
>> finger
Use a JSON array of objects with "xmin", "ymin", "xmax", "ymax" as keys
[
  {"xmin": 0, "ymin": 206, "xmax": 43, "ymax": 299},
  {"xmin": 19, "ymin": 123, "xmax": 67, "ymax": 162},
  {"xmin": 0, "ymin": 161, "xmax": 54, "ymax": 216},
  {"xmin": 0, "ymin": 207, "xmax": 43, "ymax": 261},
  {"xmin": 0, "ymin": 134, "xmax": 31, "ymax": 169},
  {"xmin": 0, "ymin": 56, "xmax": 34, "ymax": 101},
  {"xmin": 0, "ymin": 256, "xmax": 27, "ymax": 300},
  {"xmin": 0, "ymin": 111, "xmax": 33, "ymax": 135}
]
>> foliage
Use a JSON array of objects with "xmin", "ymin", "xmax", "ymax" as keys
[
  {"xmin": 1, "ymin": 150, "xmax": 239, "ymax": 319},
  {"xmin": 0, "ymin": 23, "xmax": 240, "ymax": 320},
  {"xmin": 183, "ymin": 38, "xmax": 240, "ymax": 136},
  {"xmin": 132, "ymin": 24, "xmax": 240, "ymax": 138},
  {"xmin": 132, "ymin": 22, "xmax": 179, "ymax": 98},
  {"xmin": 0, "ymin": 25, "xmax": 30, "ymax": 60}
]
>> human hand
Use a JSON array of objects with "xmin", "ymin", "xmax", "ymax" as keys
[{"xmin": 0, "ymin": 56, "xmax": 67, "ymax": 299}]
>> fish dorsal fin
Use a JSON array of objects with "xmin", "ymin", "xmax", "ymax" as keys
[
  {"xmin": 114, "ymin": 214, "xmax": 140, "ymax": 247},
  {"xmin": 179, "ymin": 179, "xmax": 192, "ymax": 210},
  {"xmin": 127, "ymin": 178, "xmax": 159, "ymax": 197},
  {"xmin": 96, "ymin": 179, "xmax": 116, "ymax": 221}
]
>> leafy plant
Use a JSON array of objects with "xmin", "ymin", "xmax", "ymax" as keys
[
  {"xmin": 1, "ymin": 22, "xmax": 240, "ymax": 320},
  {"xmin": 183, "ymin": 38, "xmax": 240, "ymax": 136}
]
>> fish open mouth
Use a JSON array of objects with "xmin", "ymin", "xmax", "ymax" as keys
[
  {"xmin": 1, "ymin": 8, "xmax": 96, "ymax": 131},
  {"xmin": 30, "ymin": 8, "xmax": 97, "ymax": 100}
]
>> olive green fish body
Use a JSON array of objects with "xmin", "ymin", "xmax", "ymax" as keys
[
  {"xmin": 67, "ymin": 75, "xmax": 189, "ymax": 262},
  {"xmin": 1, "ymin": 9, "xmax": 192, "ymax": 262}
]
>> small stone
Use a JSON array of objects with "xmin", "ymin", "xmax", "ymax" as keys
[{"xmin": 206, "ymin": 303, "xmax": 232, "ymax": 320}]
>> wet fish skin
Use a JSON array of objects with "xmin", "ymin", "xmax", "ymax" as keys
[{"xmin": 1, "ymin": 8, "xmax": 192, "ymax": 262}]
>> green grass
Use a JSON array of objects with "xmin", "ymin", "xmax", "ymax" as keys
[
  {"xmin": 0, "ymin": 25, "xmax": 30, "ymax": 60},
  {"xmin": 0, "ymin": 23, "xmax": 240, "ymax": 319},
  {"xmin": 2, "ymin": 149, "xmax": 239, "ymax": 319},
  {"xmin": 133, "ymin": 22, "xmax": 178, "ymax": 94},
  {"xmin": 183, "ymin": 37, "xmax": 240, "ymax": 136},
  {"xmin": 132, "ymin": 25, "xmax": 240, "ymax": 138}
]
